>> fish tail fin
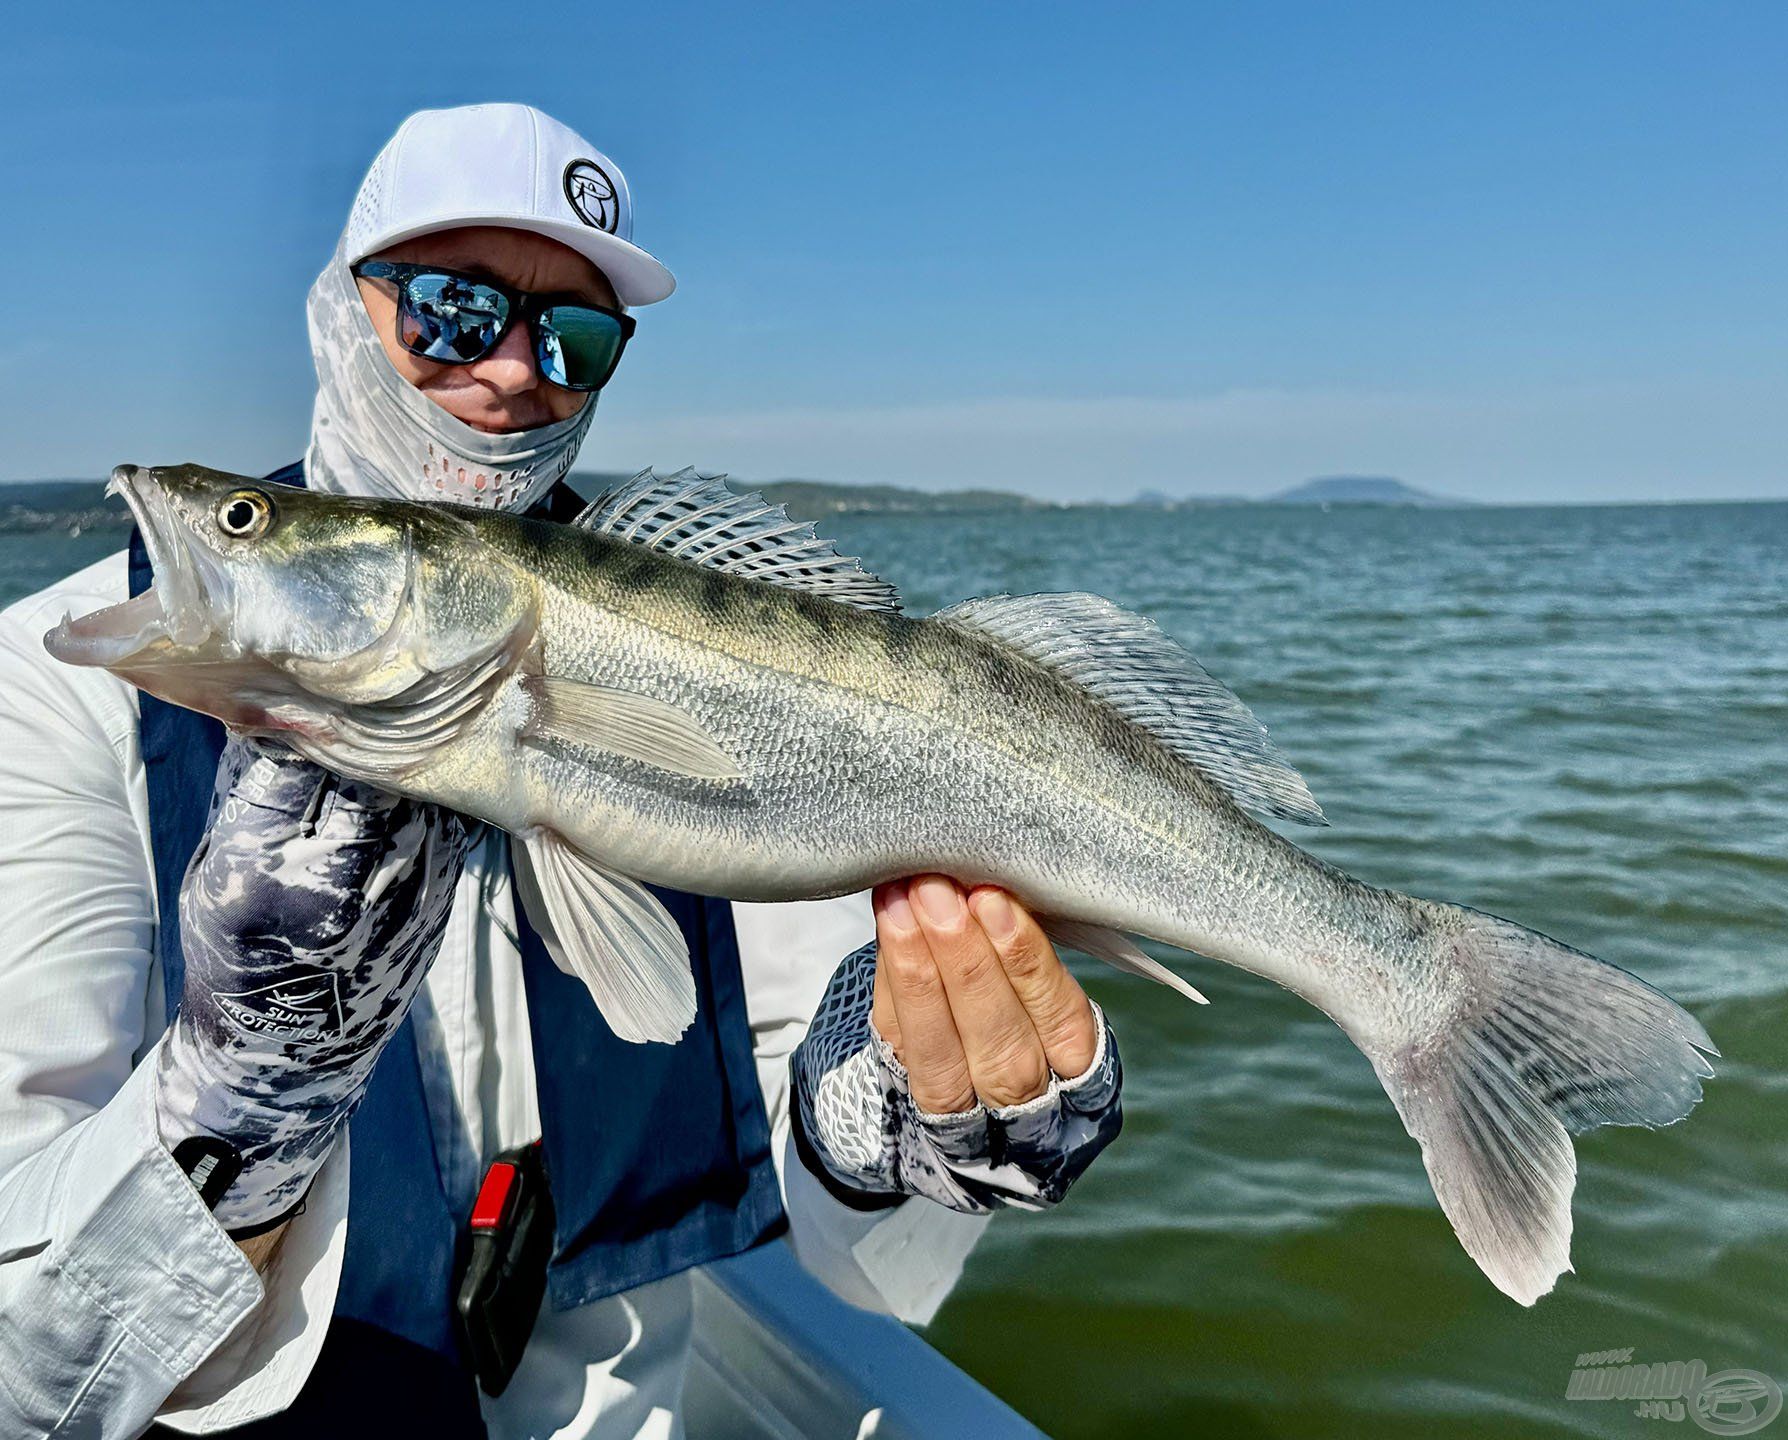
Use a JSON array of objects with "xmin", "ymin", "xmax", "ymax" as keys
[{"xmin": 1369, "ymin": 907, "xmax": 1716, "ymax": 1305}]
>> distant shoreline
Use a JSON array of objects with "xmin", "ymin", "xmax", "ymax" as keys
[{"xmin": 1, "ymin": 474, "xmax": 1781, "ymax": 535}]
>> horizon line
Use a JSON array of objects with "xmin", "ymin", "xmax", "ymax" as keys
[{"xmin": 3, "ymin": 471, "xmax": 1783, "ymax": 512}]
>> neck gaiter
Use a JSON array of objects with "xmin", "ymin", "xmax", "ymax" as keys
[{"xmin": 303, "ymin": 241, "xmax": 598, "ymax": 510}]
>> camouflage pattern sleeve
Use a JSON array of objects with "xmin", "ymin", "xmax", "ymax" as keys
[
  {"xmin": 790, "ymin": 941, "xmax": 1124, "ymax": 1213},
  {"xmin": 153, "ymin": 738, "xmax": 470, "ymax": 1230}
]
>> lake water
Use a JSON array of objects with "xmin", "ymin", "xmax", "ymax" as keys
[{"xmin": 3, "ymin": 501, "xmax": 1783, "ymax": 1439}]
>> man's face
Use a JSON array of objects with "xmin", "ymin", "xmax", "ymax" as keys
[{"xmin": 354, "ymin": 226, "xmax": 621, "ymax": 434}]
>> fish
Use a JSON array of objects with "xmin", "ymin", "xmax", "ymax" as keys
[{"xmin": 45, "ymin": 461, "xmax": 1716, "ymax": 1306}]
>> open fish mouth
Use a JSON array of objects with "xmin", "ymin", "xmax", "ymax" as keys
[{"xmin": 44, "ymin": 465, "xmax": 223, "ymax": 667}]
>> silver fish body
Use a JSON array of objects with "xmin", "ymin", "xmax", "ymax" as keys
[
  {"xmin": 45, "ymin": 462, "xmax": 1717, "ymax": 1306},
  {"xmin": 448, "ymin": 531, "xmax": 1414, "ymax": 1037}
]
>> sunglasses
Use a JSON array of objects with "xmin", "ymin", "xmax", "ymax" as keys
[{"xmin": 350, "ymin": 259, "xmax": 636, "ymax": 392}]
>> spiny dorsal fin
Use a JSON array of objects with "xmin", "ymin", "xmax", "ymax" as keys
[
  {"xmin": 574, "ymin": 467, "xmax": 901, "ymax": 613},
  {"xmin": 935, "ymin": 592, "xmax": 1326, "ymax": 826}
]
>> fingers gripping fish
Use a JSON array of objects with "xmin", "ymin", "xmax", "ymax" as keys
[{"xmin": 46, "ymin": 462, "xmax": 1717, "ymax": 1306}]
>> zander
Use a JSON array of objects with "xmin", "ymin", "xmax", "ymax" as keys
[{"xmin": 47, "ymin": 461, "xmax": 1717, "ymax": 1306}]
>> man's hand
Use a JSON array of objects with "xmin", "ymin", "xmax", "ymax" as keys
[
  {"xmin": 871, "ymin": 875, "xmax": 1099, "ymax": 1114},
  {"xmin": 792, "ymin": 879, "xmax": 1123, "ymax": 1212}
]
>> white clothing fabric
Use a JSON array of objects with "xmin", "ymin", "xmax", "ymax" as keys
[{"xmin": 0, "ymin": 552, "xmax": 987, "ymax": 1440}]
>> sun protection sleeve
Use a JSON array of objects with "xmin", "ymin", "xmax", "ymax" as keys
[
  {"xmin": 789, "ymin": 941, "xmax": 1124, "ymax": 1217},
  {"xmin": 0, "ymin": 569, "xmax": 347, "ymax": 1438},
  {"xmin": 153, "ymin": 737, "xmax": 470, "ymax": 1229}
]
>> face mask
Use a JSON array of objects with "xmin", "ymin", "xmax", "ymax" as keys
[{"xmin": 304, "ymin": 241, "xmax": 598, "ymax": 511}]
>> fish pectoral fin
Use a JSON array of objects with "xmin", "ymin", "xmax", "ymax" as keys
[
  {"xmin": 1040, "ymin": 918, "xmax": 1209, "ymax": 1004},
  {"xmin": 512, "ymin": 830, "xmax": 697, "ymax": 1045},
  {"xmin": 517, "ymin": 675, "xmax": 743, "ymax": 782},
  {"xmin": 935, "ymin": 592, "xmax": 1325, "ymax": 826}
]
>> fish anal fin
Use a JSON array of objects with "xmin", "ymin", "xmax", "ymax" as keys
[{"xmin": 1040, "ymin": 917, "xmax": 1209, "ymax": 1004}]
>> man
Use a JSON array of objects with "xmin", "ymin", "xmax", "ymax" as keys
[{"xmin": 0, "ymin": 103, "xmax": 1122, "ymax": 1437}]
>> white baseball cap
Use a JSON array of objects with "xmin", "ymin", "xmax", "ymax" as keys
[{"xmin": 342, "ymin": 103, "xmax": 675, "ymax": 306}]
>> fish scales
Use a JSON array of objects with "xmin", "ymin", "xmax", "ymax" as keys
[{"xmin": 496, "ymin": 511, "xmax": 1398, "ymax": 1022}]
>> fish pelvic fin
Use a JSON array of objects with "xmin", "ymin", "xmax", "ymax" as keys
[
  {"xmin": 1371, "ymin": 907, "xmax": 1716, "ymax": 1305},
  {"xmin": 512, "ymin": 830, "xmax": 697, "ymax": 1044}
]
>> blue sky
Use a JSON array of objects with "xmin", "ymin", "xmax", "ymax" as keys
[{"xmin": 2, "ymin": 3, "xmax": 1783, "ymax": 501}]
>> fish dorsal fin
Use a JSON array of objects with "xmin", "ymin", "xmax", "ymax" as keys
[
  {"xmin": 574, "ymin": 467, "xmax": 902, "ymax": 612},
  {"xmin": 935, "ymin": 592, "xmax": 1326, "ymax": 826}
]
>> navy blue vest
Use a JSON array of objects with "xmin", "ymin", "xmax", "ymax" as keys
[{"xmin": 134, "ymin": 465, "xmax": 786, "ymax": 1377}]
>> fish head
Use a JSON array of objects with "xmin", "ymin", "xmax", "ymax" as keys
[{"xmin": 45, "ymin": 463, "xmax": 535, "ymax": 754}]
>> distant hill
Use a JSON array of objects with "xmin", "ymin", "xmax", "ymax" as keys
[
  {"xmin": 1267, "ymin": 476, "xmax": 1471, "ymax": 507},
  {"xmin": 2, "ymin": 472, "xmax": 1042, "ymax": 532},
  {"xmin": 0, "ymin": 470, "xmax": 1473, "ymax": 531},
  {"xmin": 570, "ymin": 472, "xmax": 1042, "ymax": 516},
  {"xmin": 755, "ymin": 479, "xmax": 1041, "ymax": 515},
  {"xmin": 588, "ymin": 474, "xmax": 1461, "ymax": 514}
]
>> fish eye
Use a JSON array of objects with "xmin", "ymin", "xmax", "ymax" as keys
[{"xmin": 215, "ymin": 489, "xmax": 274, "ymax": 540}]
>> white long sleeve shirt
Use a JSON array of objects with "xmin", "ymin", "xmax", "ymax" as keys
[{"xmin": 0, "ymin": 552, "xmax": 988, "ymax": 1439}]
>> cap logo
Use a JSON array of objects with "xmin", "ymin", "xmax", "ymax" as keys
[{"xmin": 563, "ymin": 159, "xmax": 620, "ymax": 233}]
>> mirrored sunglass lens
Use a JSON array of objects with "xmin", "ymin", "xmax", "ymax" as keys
[
  {"xmin": 398, "ymin": 273, "xmax": 509, "ymax": 362},
  {"xmin": 537, "ymin": 306, "xmax": 625, "ymax": 388}
]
